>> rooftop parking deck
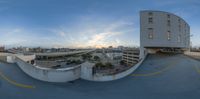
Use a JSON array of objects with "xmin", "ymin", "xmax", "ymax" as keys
[{"xmin": 1, "ymin": 53, "xmax": 200, "ymax": 99}]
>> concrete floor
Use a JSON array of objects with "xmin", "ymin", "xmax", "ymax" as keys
[{"xmin": 1, "ymin": 53, "xmax": 200, "ymax": 99}]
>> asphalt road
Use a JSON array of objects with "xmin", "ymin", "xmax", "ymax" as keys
[{"xmin": 1, "ymin": 53, "xmax": 200, "ymax": 99}]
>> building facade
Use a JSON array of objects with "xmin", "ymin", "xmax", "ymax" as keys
[
  {"xmin": 140, "ymin": 10, "xmax": 190, "ymax": 57},
  {"xmin": 0, "ymin": 46, "xmax": 5, "ymax": 52},
  {"xmin": 122, "ymin": 49, "xmax": 139, "ymax": 66}
]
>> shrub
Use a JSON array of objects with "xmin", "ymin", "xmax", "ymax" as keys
[
  {"xmin": 120, "ymin": 60, "xmax": 125, "ymax": 65},
  {"xmin": 93, "ymin": 56, "xmax": 100, "ymax": 61},
  {"xmin": 105, "ymin": 62, "xmax": 113, "ymax": 69}
]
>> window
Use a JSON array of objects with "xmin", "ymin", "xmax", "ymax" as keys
[
  {"xmin": 184, "ymin": 23, "xmax": 187, "ymax": 32},
  {"xmin": 148, "ymin": 12, "xmax": 153, "ymax": 24},
  {"xmin": 167, "ymin": 31, "xmax": 171, "ymax": 40},
  {"xmin": 167, "ymin": 14, "xmax": 171, "ymax": 26},
  {"xmin": 148, "ymin": 12, "xmax": 153, "ymax": 16},
  {"xmin": 167, "ymin": 14, "xmax": 170, "ymax": 19},
  {"xmin": 167, "ymin": 20, "xmax": 170, "ymax": 26},
  {"xmin": 178, "ymin": 19, "xmax": 181, "ymax": 32},
  {"xmin": 178, "ymin": 35, "xmax": 181, "ymax": 42},
  {"xmin": 148, "ymin": 28, "xmax": 153, "ymax": 39},
  {"xmin": 179, "ymin": 25, "xmax": 181, "ymax": 32},
  {"xmin": 148, "ymin": 17, "xmax": 153, "ymax": 24}
]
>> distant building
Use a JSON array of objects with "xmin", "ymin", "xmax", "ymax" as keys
[
  {"xmin": 108, "ymin": 46, "xmax": 113, "ymax": 49},
  {"xmin": 0, "ymin": 46, "xmax": 5, "ymax": 52},
  {"xmin": 22, "ymin": 47, "xmax": 30, "ymax": 52},
  {"xmin": 117, "ymin": 46, "xmax": 124, "ymax": 51},
  {"xmin": 122, "ymin": 49, "xmax": 139, "ymax": 66}
]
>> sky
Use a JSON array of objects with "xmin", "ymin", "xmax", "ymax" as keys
[{"xmin": 0, "ymin": 0, "xmax": 200, "ymax": 48}]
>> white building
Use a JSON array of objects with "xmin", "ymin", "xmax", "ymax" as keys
[{"xmin": 140, "ymin": 10, "xmax": 190, "ymax": 58}]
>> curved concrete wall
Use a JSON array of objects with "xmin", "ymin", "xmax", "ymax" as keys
[
  {"xmin": 15, "ymin": 57, "xmax": 81, "ymax": 82},
  {"xmin": 0, "ymin": 56, "xmax": 7, "ymax": 62},
  {"xmin": 0, "ymin": 53, "xmax": 15, "ymax": 63},
  {"xmin": 2, "ymin": 53, "xmax": 147, "ymax": 82},
  {"xmin": 7, "ymin": 56, "xmax": 15, "ymax": 63},
  {"xmin": 81, "ymin": 54, "xmax": 147, "ymax": 81},
  {"xmin": 184, "ymin": 52, "xmax": 200, "ymax": 57}
]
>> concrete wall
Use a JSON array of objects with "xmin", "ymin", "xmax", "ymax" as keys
[
  {"xmin": 140, "ymin": 10, "xmax": 190, "ymax": 48},
  {"xmin": 81, "ymin": 62, "xmax": 95, "ymax": 80},
  {"xmin": 0, "ymin": 53, "xmax": 81, "ymax": 82},
  {"xmin": 81, "ymin": 54, "xmax": 147, "ymax": 81},
  {"xmin": 184, "ymin": 52, "xmax": 200, "ymax": 57},
  {"xmin": 16, "ymin": 54, "xmax": 35, "ymax": 61},
  {"xmin": 2, "ymin": 52, "xmax": 147, "ymax": 82},
  {"xmin": 0, "ymin": 53, "xmax": 15, "ymax": 63},
  {"xmin": 0, "ymin": 56, "xmax": 7, "ymax": 62},
  {"xmin": 147, "ymin": 48, "xmax": 160, "ymax": 54},
  {"xmin": 35, "ymin": 60, "xmax": 60, "ymax": 68},
  {"xmin": 7, "ymin": 56, "xmax": 15, "ymax": 63},
  {"xmin": 15, "ymin": 57, "xmax": 81, "ymax": 82}
]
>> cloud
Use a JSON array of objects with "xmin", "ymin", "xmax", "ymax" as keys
[
  {"xmin": 0, "ymin": 14, "xmax": 137, "ymax": 48},
  {"xmin": 50, "ymin": 16, "xmax": 136, "ymax": 48},
  {"xmin": 58, "ymin": 31, "xmax": 66, "ymax": 37},
  {"xmin": 88, "ymin": 32, "xmax": 122, "ymax": 46}
]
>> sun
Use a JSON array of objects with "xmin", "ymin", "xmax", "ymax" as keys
[{"xmin": 94, "ymin": 45, "xmax": 107, "ymax": 48}]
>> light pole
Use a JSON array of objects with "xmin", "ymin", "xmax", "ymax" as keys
[{"xmin": 189, "ymin": 34, "xmax": 193, "ymax": 52}]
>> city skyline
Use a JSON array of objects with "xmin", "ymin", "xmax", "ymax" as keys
[{"xmin": 0, "ymin": 0, "xmax": 200, "ymax": 48}]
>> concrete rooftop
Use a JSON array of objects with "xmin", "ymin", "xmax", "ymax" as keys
[{"xmin": 1, "ymin": 53, "xmax": 200, "ymax": 99}]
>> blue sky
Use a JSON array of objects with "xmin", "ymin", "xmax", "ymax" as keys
[{"xmin": 0, "ymin": 0, "xmax": 200, "ymax": 48}]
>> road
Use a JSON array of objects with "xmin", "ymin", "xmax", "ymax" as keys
[{"xmin": 1, "ymin": 53, "xmax": 200, "ymax": 99}]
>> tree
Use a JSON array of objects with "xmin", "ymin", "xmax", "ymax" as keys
[
  {"xmin": 93, "ymin": 56, "xmax": 100, "ymax": 61},
  {"xmin": 95, "ymin": 62, "xmax": 104, "ymax": 69},
  {"xmin": 105, "ymin": 62, "xmax": 113, "ymax": 69},
  {"xmin": 95, "ymin": 62, "xmax": 113, "ymax": 70},
  {"xmin": 70, "ymin": 60, "xmax": 82, "ymax": 64},
  {"xmin": 75, "ymin": 60, "xmax": 82, "ymax": 64},
  {"xmin": 87, "ymin": 53, "xmax": 92, "ymax": 60},
  {"xmin": 81, "ymin": 54, "xmax": 87, "ymax": 60},
  {"xmin": 120, "ymin": 60, "xmax": 125, "ymax": 65},
  {"xmin": 81, "ymin": 53, "xmax": 92, "ymax": 60}
]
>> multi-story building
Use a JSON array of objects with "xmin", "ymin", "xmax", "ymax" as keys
[
  {"xmin": 117, "ymin": 46, "xmax": 124, "ymax": 51},
  {"xmin": 0, "ymin": 46, "xmax": 5, "ymax": 52},
  {"xmin": 122, "ymin": 49, "xmax": 139, "ymax": 66},
  {"xmin": 140, "ymin": 10, "xmax": 190, "ymax": 58}
]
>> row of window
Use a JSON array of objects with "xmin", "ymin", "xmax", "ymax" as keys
[
  {"xmin": 147, "ymin": 12, "xmax": 188, "ymax": 42},
  {"xmin": 147, "ymin": 28, "xmax": 182, "ymax": 42},
  {"xmin": 147, "ymin": 12, "xmax": 187, "ymax": 29}
]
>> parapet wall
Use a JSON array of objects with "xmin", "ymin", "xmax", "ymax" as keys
[
  {"xmin": 1, "ymin": 52, "xmax": 146, "ymax": 82},
  {"xmin": 0, "ymin": 53, "xmax": 81, "ymax": 82},
  {"xmin": 184, "ymin": 52, "xmax": 200, "ymax": 57},
  {"xmin": 0, "ymin": 56, "xmax": 7, "ymax": 62},
  {"xmin": 81, "ymin": 54, "xmax": 147, "ymax": 81},
  {"xmin": 0, "ymin": 53, "xmax": 15, "ymax": 63},
  {"xmin": 15, "ymin": 57, "xmax": 81, "ymax": 82}
]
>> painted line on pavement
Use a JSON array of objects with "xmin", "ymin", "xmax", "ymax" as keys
[
  {"xmin": 131, "ymin": 61, "xmax": 178, "ymax": 77},
  {"xmin": 0, "ymin": 70, "xmax": 35, "ymax": 89},
  {"xmin": 193, "ymin": 64, "xmax": 200, "ymax": 74},
  {"xmin": 183, "ymin": 55, "xmax": 200, "ymax": 75}
]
